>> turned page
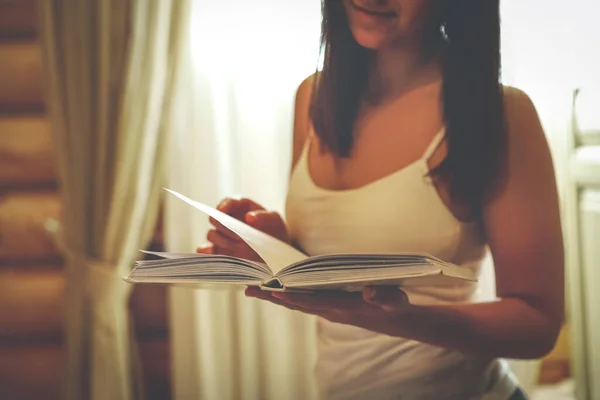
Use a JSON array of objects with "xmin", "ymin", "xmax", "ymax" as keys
[{"xmin": 165, "ymin": 189, "xmax": 307, "ymax": 274}]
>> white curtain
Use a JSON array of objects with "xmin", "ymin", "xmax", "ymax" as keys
[
  {"xmin": 500, "ymin": 0, "xmax": 600, "ymax": 395},
  {"xmin": 38, "ymin": 1, "xmax": 188, "ymax": 399},
  {"xmin": 166, "ymin": 1, "xmax": 323, "ymax": 399}
]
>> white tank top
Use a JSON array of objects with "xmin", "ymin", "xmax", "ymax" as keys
[{"xmin": 285, "ymin": 129, "xmax": 518, "ymax": 400}]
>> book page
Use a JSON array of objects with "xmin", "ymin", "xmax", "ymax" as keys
[{"xmin": 165, "ymin": 189, "xmax": 307, "ymax": 274}]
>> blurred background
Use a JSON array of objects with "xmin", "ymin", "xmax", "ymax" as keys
[{"xmin": 0, "ymin": 0, "xmax": 597, "ymax": 399}]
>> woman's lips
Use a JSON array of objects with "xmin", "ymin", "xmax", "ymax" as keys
[{"xmin": 350, "ymin": 1, "xmax": 397, "ymax": 18}]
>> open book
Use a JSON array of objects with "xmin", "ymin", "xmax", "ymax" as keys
[{"xmin": 125, "ymin": 189, "xmax": 476, "ymax": 292}]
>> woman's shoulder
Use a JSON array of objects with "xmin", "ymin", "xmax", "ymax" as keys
[
  {"xmin": 500, "ymin": 85, "xmax": 546, "ymax": 149},
  {"xmin": 496, "ymin": 84, "xmax": 552, "ymax": 191},
  {"xmin": 295, "ymin": 73, "xmax": 319, "ymax": 103},
  {"xmin": 477, "ymin": 84, "xmax": 550, "ymax": 203},
  {"xmin": 501, "ymin": 85, "xmax": 539, "ymax": 122}
]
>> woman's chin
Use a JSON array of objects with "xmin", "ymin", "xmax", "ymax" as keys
[{"xmin": 351, "ymin": 31, "xmax": 389, "ymax": 50}]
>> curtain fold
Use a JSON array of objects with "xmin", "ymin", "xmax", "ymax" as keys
[
  {"xmin": 38, "ymin": 1, "xmax": 189, "ymax": 399},
  {"xmin": 166, "ymin": 1, "xmax": 323, "ymax": 399}
]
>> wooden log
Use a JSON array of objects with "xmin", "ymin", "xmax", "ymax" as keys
[
  {"xmin": 0, "ymin": 0, "xmax": 38, "ymax": 38},
  {"xmin": 0, "ymin": 194, "xmax": 165, "ymax": 263},
  {"xmin": 0, "ymin": 191, "xmax": 62, "ymax": 263},
  {"xmin": 0, "ymin": 340, "xmax": 171, "ymax": 400},
  {"xmin": 0, "ymin": 344, "xmax": 62, "ymax": 400},
  {"xmin": 0, "ymin": 41, "xmax": 44, "ymax": 113},
  {"xmin": 0, "ymin": 115, "xmax": 56, "ymax": 188},
  {"xmin": 0, "ymin": 268, "xmax": 64, "ymax": 339},
  {"xmin": 0, "ymin": 268, "xmax": 169, "ymax": 341}
]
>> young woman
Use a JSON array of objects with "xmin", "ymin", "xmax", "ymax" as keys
[{"xmin": 199, "ymin": 1, "xmax": 564, "ymax": 398}]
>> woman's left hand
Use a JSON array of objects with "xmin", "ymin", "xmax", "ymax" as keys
[{"xmin": 245, "ymin": 286, "xmax": 412, "ymax": 334}]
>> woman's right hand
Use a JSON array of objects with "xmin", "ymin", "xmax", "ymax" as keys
[{"xmin": 196, "ymin": 198, "xmax": 289, "ymax": 262}]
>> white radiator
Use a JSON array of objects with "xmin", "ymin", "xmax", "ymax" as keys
[{"xmin": 566, "ymin": 88, "xmax": 600, "ymax": 400}]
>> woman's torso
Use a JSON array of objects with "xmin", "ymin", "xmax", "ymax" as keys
[{"xmin": 284, "ymin": 81, "xmax": 517, "ymax": 399}]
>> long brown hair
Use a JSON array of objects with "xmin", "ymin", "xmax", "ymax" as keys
[{"xmin": 310, "ymin": 0, "xmax": 505, "ymax": 214}]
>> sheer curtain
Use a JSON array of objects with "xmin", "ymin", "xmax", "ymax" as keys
[
  {"xmin": 500, "ymin": 0, "xmax": 599, "ymax": 394},
  {"xmin": 38, "ymin": 1, "xmax": 188, "ymax": 399},
  {"xmin": 165, "ymin": 1, "xmax": 322, "ymax": 399}
]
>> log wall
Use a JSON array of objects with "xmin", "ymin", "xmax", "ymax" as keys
[{"xmin": 0, "ymin": 2, "xmax": 170, "ymax": 399}]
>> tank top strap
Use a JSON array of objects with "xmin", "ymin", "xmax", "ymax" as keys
[
  {"xmin": 294, "ymin": 129, "xmax": 315, "ymax": 174},
  {"xmin": 422, "ymin": 127, "xmax": 446, "ymax": 160},
  {"xmin": 302, "ymin": 129, "xmax": 315, "ymax": 158}
]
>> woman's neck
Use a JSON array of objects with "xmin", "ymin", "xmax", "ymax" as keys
[{"xmin": 366, "ymin": 44, "xmax": 442, "ymax": 103}]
